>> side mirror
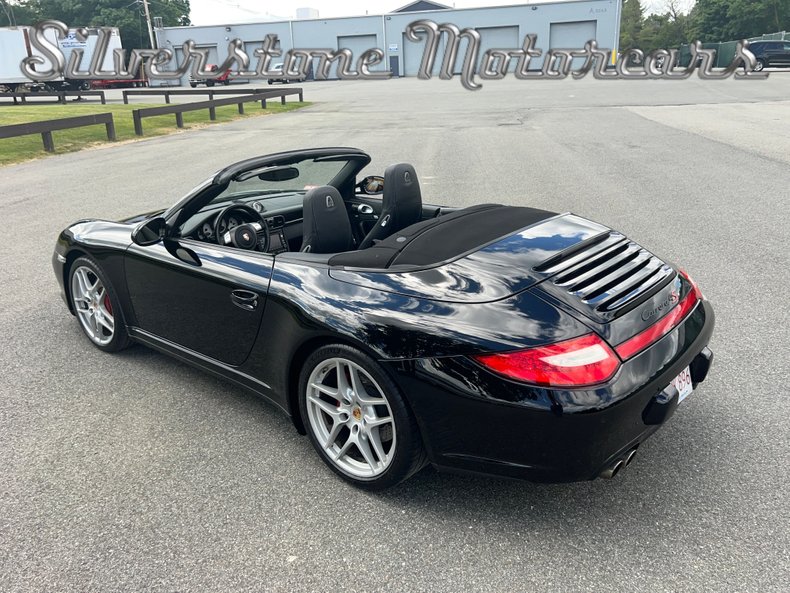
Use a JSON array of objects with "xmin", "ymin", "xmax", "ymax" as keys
[{"xmin": 132, "ymin": 217, "xmax": 167, "ymax": 246}]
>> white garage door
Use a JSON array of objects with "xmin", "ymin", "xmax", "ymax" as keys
[
  {"xmin": 475, "ymin": 26, "xmax": 520, "ymax": 74},
  {"xmin": 403, "ymin": 26, "xmax": 519, "ymax": 76},
  {"xmin": 336, "ymin": 34, "xmax": 378, "ymax": 78},
  {"xmin": 549, "ymin": 20, "xmax": 597, "ymax": 48},
  {"xmin": 549, "ymin": 21, "xmax": 597, "ymax": 68},
  {"xmin": 403, "ymin": 32, "xmax": 448, "ymax": 77}
]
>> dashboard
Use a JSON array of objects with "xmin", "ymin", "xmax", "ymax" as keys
[{"xmin": 188, "ymin": 206, "xmax": 291, "ymax": 254}]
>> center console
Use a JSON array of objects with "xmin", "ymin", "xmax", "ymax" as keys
[{"xmin": 265, "ymin": 215, "xmax": 289, "ymax": 254}]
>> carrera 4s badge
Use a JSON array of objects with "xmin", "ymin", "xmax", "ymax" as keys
[{"xmin": 641, "ymin": 289, "xmax": 680, "ymax": 322}]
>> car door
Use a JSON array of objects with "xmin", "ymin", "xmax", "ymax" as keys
[
  {"xmin": 765, "ymin": 42, "xmax": 783, "ymax": 66},
  {"xmin": 124, "ymin": 238, "xmax": 273, "ymax": 367},
  {"xmin": 780, "ymin": 42, "xmax": 790, "ymax": 66}
]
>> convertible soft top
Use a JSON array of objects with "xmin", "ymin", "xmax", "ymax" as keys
[{"xmin": 328, "ymin": 204, "xmax": 556, "ymax": 269}]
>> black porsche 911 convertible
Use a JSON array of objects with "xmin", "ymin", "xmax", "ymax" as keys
[{"xmin": 53, "ymin": 147, "xmax": 714, "ymax": 490}]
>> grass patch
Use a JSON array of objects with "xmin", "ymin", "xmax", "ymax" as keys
[{"xmin": 0, "ymin": 100, "xmax": 309, "ymax": 166}]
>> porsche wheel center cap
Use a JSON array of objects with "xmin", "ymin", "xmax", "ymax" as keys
[{"xmin": 352, "ymin": 407, "xmax": 362, "ymax": 421}]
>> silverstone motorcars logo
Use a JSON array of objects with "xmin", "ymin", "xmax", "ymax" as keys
[{"xmin": 22, "ymin": 19, "xmax": 768, "ymax": 91}]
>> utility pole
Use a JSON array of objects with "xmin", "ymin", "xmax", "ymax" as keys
[{"xmin": 142, "ymin": 0, "xmax": 156, "ymax": 49}]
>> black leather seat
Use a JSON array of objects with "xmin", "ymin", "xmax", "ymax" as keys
[
  {"xmin": 358, "ymin": 163, "xmax": 422, "ymax": 250},
  {"xmin": 300, "ymin": 186, "xmax": 354, "ymax": 254}
]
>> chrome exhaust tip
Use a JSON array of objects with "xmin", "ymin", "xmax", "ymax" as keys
[
  {"xmin": 599, "ymin": 460, "xmax": 624, "ymax": 479},
  {"xmin": 624, "ymin": 448, "xmax": 638, "ymax": 466}
]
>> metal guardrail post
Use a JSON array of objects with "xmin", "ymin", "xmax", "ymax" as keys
[
  {"xmin": 133, "ymin": 110, "xmax": 143, "ymax": 136},
  {"xmin": 209, "ymin": 105, "xmax": 216, "ymax": 120},
  {"xmin": 164, "ymin": 92, "xmax": 171, "ymax": 104},
  {"xmin": 123, "ymin": 91, "xmax": 129, "ymax": 104},
  {"xmin": 237, "ymin": 102, "xmax": 244, "ymax": 114},
  {"xmin": 175, "ymin": 112, "xmax": 184, "ymax": 128}
]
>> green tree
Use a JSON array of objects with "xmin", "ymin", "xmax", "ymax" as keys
[
  {"xmin": 726, "ymin": 0, "xmax": 790, "ymax": 39},
  {"xmin": 688, "ymin": 0, "xmax": 736, "ymax": 41},
  {"xmin": 620, "ymin": 0, "xmax": 645, "ymax": 51},
  {"xmin": 1, "ymin": 1, "xmax": 39, "ymax": 26},
  {"xmin": 640, "ymin": 1, "xmax": 691, "ymax": 53},
  {"xmin": 6, "ymin": 1, "xmax": 190, "ymax": 49}
]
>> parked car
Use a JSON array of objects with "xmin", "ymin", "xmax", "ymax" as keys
[
  {"xmin": 267, "ymin": 63, "xmax": 303, "ymax": 84},
  {"xmin": 748, "ymin": 40, "xmax": 790, "ymax": 71},
  {"xmin": 189, "ymin": 64, "xmax": 232, "ymax": 87},
  {"xmin": 52, "ymin": 148, "xmax": 715, "ymax": 490}
]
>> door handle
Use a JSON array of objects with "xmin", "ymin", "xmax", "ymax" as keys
[{"xmin": 230, "ymin": 289, "xmax": 258, "ymax": 311}]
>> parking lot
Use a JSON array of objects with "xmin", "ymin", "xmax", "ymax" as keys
[{"xmin": 2, "ymin": 74, "xmax": 789, "ymax": 592}]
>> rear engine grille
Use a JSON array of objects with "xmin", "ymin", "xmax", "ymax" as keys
[{"xmin": 534, "ymin": 232, "xmax": 675, "ymax": 314}]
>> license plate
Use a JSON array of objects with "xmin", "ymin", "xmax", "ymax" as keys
[{"xmin": 672, "ymin": 366, "xmax": 694, "ymax": 403}]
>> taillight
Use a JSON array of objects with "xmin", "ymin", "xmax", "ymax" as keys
[
  {"xmin": 472, "ymin": 333, "xmax": 620, "ymax": 388},
  {"xmin": 679, "ymin": 268, "xmax": 704, "ymax": 300},
  {"xmin": 614, "ymin": 270, "xmax": 702, "ymax": 360}
]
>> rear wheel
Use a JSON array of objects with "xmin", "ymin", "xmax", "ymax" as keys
[
  {"xmin": 754, "ymin": 59, "xmax": 766, "ymax": 72},
  {"xmin": 299, "ymin": 345, "xmax": 427, "ymax": 490},
  {"xmin": 69, "ymin": 256, "xmax": 130, "ymax": 352}
]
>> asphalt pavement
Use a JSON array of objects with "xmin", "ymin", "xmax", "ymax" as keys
[{"xmin": 1, "ymin": 74, "xmax": 789, "ymax": 593}]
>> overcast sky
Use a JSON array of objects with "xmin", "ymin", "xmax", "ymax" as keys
[{"xmin": 187, "ymin": 1, "xmax": 696, "ymax": 26}]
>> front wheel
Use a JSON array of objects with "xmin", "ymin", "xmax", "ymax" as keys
[
  {"xmin": 754, "ymin": 59, "xmax": 766, "ymax": 72},
  {"xmin": 69, "ymin": 256, "xmax": 130, "ymax": 352},
  {"xmin": 299, "ymin": 345, "xmax": 427, "ymax": 490}
]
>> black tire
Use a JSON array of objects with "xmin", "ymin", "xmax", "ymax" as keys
[
  {"xmin": 298, "ymin": 344, "xmax": 428, "ymax": 490},
  {"xmin": 190, "ymin": 82, "xmax": 197, "ymax": 88},
  {"xmin": 754, "ymin": 59, "xmax": 766, "ymax": 72},
  {"xmin": 206, "ymin": 80, "xmax": 215, "ymax": 87},
  {"xmin": 68, "ymin": 256, "xmax": 130, "ymax": 353},
  {"xmin": 267, "ymin": 80, "xmax": 273, "ymax": 85},
  {"xmin": 79, "ymin": 80, "xmax": 91, "ymax": 91},
  {"xmin": 223, "ymin": 79, "xmax": 230, "ymax": 85}
]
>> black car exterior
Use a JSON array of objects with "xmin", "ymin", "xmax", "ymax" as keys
[
  {"xmin": 52, "ymin": 148, "xmax": 715, "ymax": 489},
  {"xmin": 748, "ymin": 40, "xmax": 790, "ymax": 71}
]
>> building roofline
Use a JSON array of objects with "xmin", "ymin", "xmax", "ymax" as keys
[{"xmin": 160, "ymin": 0, "xmax": 610, "ymax": 32}]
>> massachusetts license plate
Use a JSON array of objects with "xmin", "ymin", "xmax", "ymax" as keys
[{"xmin": 672, "ymin": 366, "xmax": 694, "ymax": 403}]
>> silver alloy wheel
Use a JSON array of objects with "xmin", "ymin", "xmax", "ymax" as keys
[
  {"xmin": 70, "ymin": 265, "xmax": 115, "ymax": 346},
  {"xmin": 755, "ymin": 60, "xmax": 765, "ymax": 71},
  {"xmin": 305, "ymin": 357, "xmax": 396, "ymax": 478}
]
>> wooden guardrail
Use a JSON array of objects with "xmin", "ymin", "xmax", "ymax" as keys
[
  {"xmin": 0, "ymin": 113, "xmax": 116, "ymax": 152},
  {"xmin": 131, "ymin": 88, "xmax": 304, "ymax": 136},
  {"xmin": 122, "ymin": 87, "xmax": 303, "ymax": 104},
  {"xmin": 0, "ymin": 90, "xmax": 107, "ymax": 105}
]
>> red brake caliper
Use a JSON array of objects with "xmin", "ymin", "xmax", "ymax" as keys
[{"xmin": 103, "ymin": 294, "xmax": 113, "ymax": 315}]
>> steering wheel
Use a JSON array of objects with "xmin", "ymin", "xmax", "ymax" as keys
[{"xmin": 214, "ymin": 204, "xmax": 270, "ymax": 252}]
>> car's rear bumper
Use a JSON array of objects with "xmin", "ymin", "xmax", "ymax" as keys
[{"xmin": 387, "ymin": 299, "xmax": 715, "ymax": 482}]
